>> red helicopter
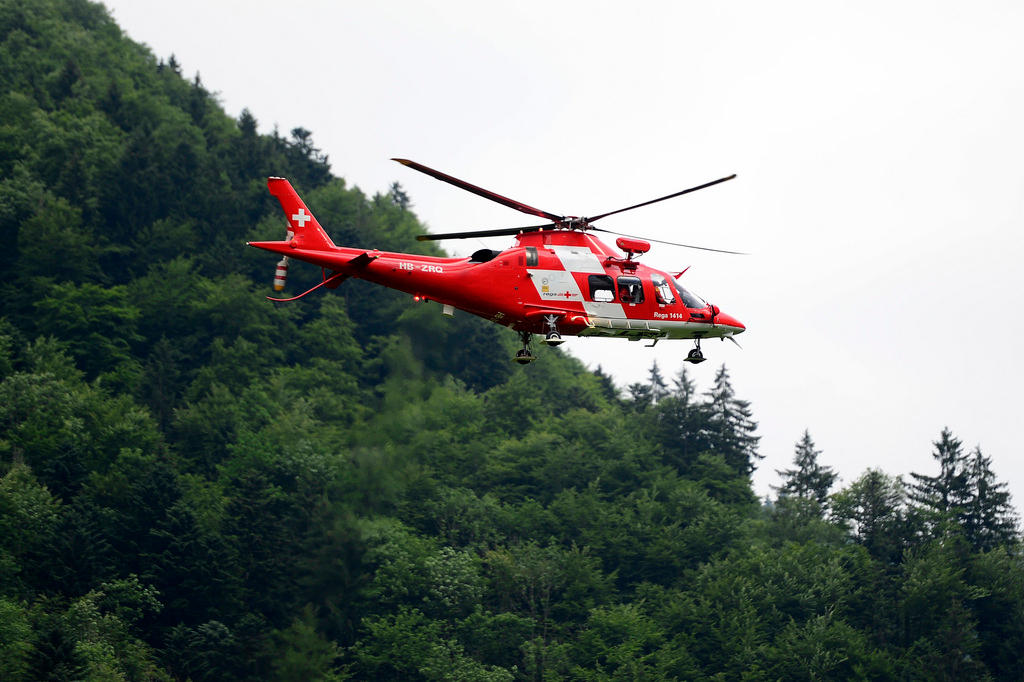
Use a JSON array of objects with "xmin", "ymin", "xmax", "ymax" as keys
[{"xmin": 247, "ymin": 159, "xmax": 745, "ymax": 364}]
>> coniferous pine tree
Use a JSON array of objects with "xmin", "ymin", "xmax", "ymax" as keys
[
  {"xmin": 831, "ymin": 469, "xmax": 908, "ymax": 562},
  {"xmin": 963, "ymin": 445, "xmax": 1018, "ymax": 551},
  {"xmin": 672, "ymin": 365, "xmax": 697, "ymax": 405},
  {"xmin": 627, "ymin": 382, "xmax": 653, "ymax": 411},
  {"xmin": 647, "ymin": 361, "xmax": 669, "ymax": 404},
  {"xmin": 703, "ymin": 364, "xmax": 761, "ymax": 476},
  {"xmin": 908, "ymin": 428, "xmax": 971, "ymax": 536},
  {"xmin": 773, "ymin": 430, "xmax": 837, "ymax": 507},
  {"xmin": 649, "ymin": 365, "xmax": 711, "ymax": 476},
  {"xmin": 591, "ymin": 366, "xmax": 621, "ymax": 403},
  {"xmin": 387, "ymin": 182, "xmax": 411, "ymax": 211}
]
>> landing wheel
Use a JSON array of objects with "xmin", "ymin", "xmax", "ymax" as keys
[
  {"xmin": 684, "ymin": 338, "xmax": 706, "ymax": 364},
  {"xmin": 514, "ymin": 348, "xmax": 536, "ymax": 364},
  {"xmin": 513, "ymin": 331, "xmax": 537, "ymax": 364},
  {"xmin": 543, "ymin": 315, "xmax": 565, "ymax": 346}
]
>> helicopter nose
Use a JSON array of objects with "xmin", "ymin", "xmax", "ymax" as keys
[{"xmin": 716, "ymin": 311, "xmax": 745, "ymax": 334}]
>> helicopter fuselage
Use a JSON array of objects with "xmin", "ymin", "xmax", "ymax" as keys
[{"xmin": 250, "ymin": 225, "xmax": 744, "ymax": 343}]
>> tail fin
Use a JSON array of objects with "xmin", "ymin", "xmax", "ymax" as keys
[{"xmin": 267, "ymin": 177, "xmax": 335, "ymax": 250}]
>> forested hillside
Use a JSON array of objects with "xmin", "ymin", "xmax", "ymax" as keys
[{"xmin": 2, "ymin": 1, "xmax": 1022, "ymax": 679}]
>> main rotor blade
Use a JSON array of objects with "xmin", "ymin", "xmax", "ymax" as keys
[
  {"xmin": 590, "ymin": 227, "xmax": 748, "ymax": 255},
  {"xmin": 416, "ymin": 223, "xmax": 555, "ymax": 242},
  {"xmin": 393, "ymin": 158, "xmax": 565, "ymax": 223},
  {"xmin": 587, "ymin": 174, "xmax": 737, "ymax": 223}
]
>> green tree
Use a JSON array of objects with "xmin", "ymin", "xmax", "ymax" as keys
[
  {"xmin": 0, "ymin": 462, "xmax": 61, "ymax": 596},
  {"xmin": 163, "ymin": 619, "xmax": 245, "ymax": 682},
  {"xmin": 220, "ymin": 465, "xmax": 309, "ymax": 626},
  {"xmin": 15, "ymin": 192, "xmax": 108, "ymax": 283},
  {"xmin": 484, "ymin": 542, "xmax": 612, "ymax": 677},
  {"xmin": 32, "ymin": 281, "xmax": 142, "ymax": 378},
  {"xmin": 646, "ymin": 365, "xmax": 713, "ymax": 476},
  {"xmin": 899, "ymin": 538, "xmax": 990, "ymax": 680},
  {"xmin": 566, "ymin": 603, "xmax": 666, "ymax": 679},
  {"xmin": 0, "ymin": 345, "xmax": 161, "ymax": 500},
  {"xmin": 352, "ymin": 606, "xmax": 513, "ymax": 681},
  {"xmin": 0, "ymin": 597, "xmax": 32, "ymax": 681},
  {"xmin": 831, "ymin": 469, "xmax": 909, "ymax": 563},
  {"xmin": 144, "ymin": 501, "xmax": 242, "ymax": 628},
  {"xmin": 908, "ymin": 427, "xmax": 971, "ymax": 536},
  {"xmin": 774, "ymin": 429, "xmax": 837, "ymax": 508},
  {"xmin": 78, "ymin": 447, "xmax": 181, "ymax": 579},
  {"xmin": 627, "ymin": 381, "xmax": 653, "ymax": 411},
  {"xmin": 386, "ymin": 181, "xmax": 410, "ymax": 210},
  {"xmin": 969, "ymin": 547, "xmax": 1024, "ymax": 679},
  {"xmin": 703, "ymin": 364, "xmax": 761, "ymax": 476},
  {"xmin": 268, "ymin": 605, "xmax": 346, "ymax": 682},
  {"xmin": 962, "ymin": 445, "xmax": 1018, "ymax": 551},
  {"xmin": 764, "ymin": 612, "xmax": 892, "ymax": 680},
  {"xmin": 647, "ymin": 360, "xmax": 669, "ymax": 403},
  {"xmin": 29, "ymin": 575, "xmax": 168, "ymax": 682}
]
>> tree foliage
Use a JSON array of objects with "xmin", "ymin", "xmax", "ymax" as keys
[
  {"xmin": 774, "ymin": 429, "xmax": 837, "ymax": 508},
  {"xmin": 0, "ymin": 2, "xmax": 1020, "ymax": 679}
]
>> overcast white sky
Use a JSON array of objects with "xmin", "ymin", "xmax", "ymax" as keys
[{"xmin": 103, "ymin": 0, "xmax": 1024, "ymax": 504}]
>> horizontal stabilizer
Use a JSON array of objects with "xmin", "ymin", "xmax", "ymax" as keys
[{"xmin": 347, "ymin": 251, "xmax": 378, "ymax": 268}]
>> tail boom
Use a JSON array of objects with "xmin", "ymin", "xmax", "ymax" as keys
[
  {"xmin": 246, "ymin": 239, "xmax": 375, "ymax": 274},
  {"xmin": 249, "ymin": 175, "xmax": 467, "ymax": 306}
]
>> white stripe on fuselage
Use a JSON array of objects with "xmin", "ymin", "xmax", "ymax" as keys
[
  {"xmin": 528, "ymin": 269, "xmax": 584, "ymax": 303},
  {"xmin": 535, "ymin": 245, "xmax": 628, "ymax": 319},
  {"xmin": 549, "ymin": 245, "xmax": 606, "ymax": 273}
]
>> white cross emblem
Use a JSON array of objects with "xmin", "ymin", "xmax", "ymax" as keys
[{"xmin": 292, "ymin": 208, "xmax": 311, "ymax": 227}]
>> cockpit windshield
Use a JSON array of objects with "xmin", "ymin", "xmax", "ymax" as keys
[{"xmin": 673, "ymin": 278, "xmax": 707, "ymax": 309}]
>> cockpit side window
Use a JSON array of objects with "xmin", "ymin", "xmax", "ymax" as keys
[
  {"xmin": 588, "ymin": 274, "xmax": 615, "ymax": 302},
  {"xmin": 651, "ymin": 273, "xmax": 675, "ymax": 305},
  {"xmin": 617, "ymin": 276, "xmax": 644, "ymax": 304}
]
